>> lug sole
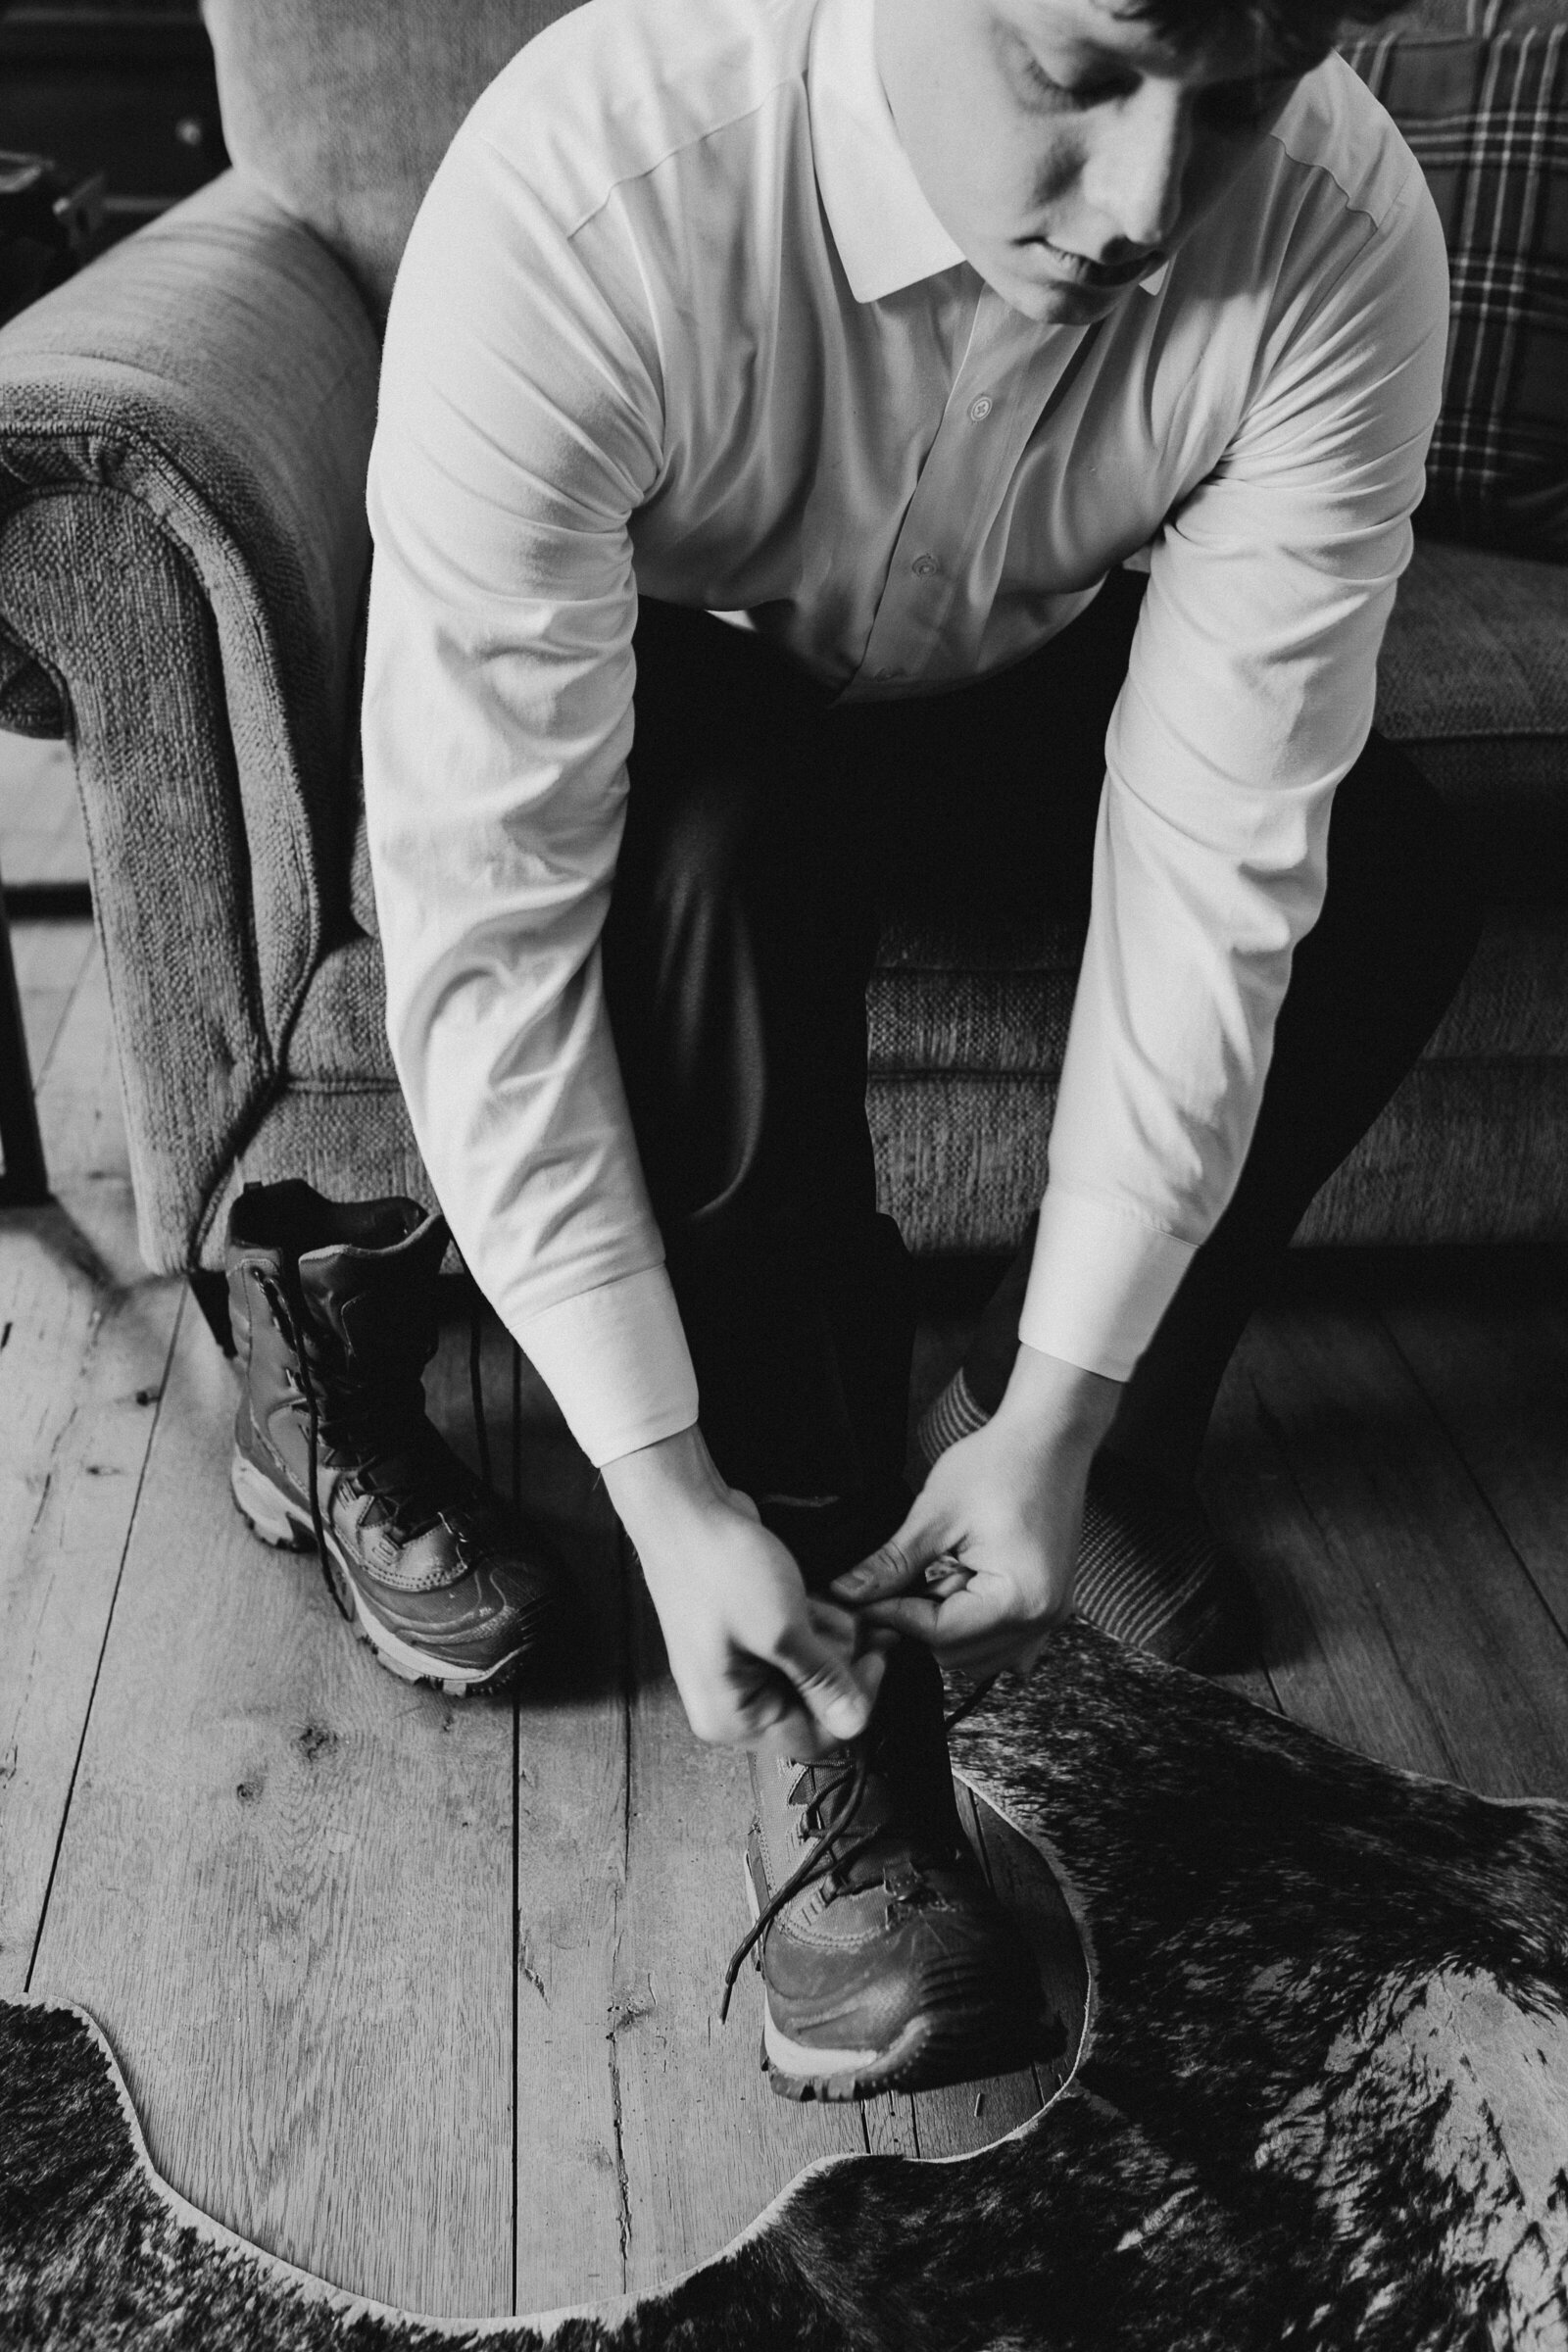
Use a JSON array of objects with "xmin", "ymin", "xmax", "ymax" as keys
[
  {"xmin": 762, "ymin": 2006, "xmax": 1044, "ymax": 2103},
  {"xmin": 228, "ymin": 1449, "xmax": 525, "ymax": 1698},
  {"xmin": 739, "ymin": 1852, "xmax": 1046, "ymax": 2103}
]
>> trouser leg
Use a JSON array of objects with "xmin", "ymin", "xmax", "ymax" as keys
[
  {"xmin": 1106, "ymin": 729, "xmax": 1481, "ymax": 1480},
  {"xmin": 904, "ymin": 591, "xmax": 1482, "ymax": 1482},
  {"xmin": 602, "ymin": 601, "xmax": 912, "ymax": 1532},
  {"xmin": 604, "ymin": 580, "xmax": 1481, "ymax": 1537}
]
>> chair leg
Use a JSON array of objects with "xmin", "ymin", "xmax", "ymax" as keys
[
  {"xmin": 0, "ymin": 881, "xmax": 48, "ymax": 1207},
  {"xmin": 188, "ymin": 1269, "xmax": 235, "ymax": 1357}
]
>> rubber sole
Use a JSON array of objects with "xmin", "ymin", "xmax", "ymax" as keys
[
  {"xmin": 740, "ymin": 1854, "xmax": 1049, "ymax": 2102},
  {"xmin": 228, "ymin": 1449, "xmax": 525, "ymax": 1698}
]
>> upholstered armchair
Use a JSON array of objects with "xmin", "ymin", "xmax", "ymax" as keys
[{"xmin": 1, "ymin": 0, "xmax": 1564, "ymax": 1320}]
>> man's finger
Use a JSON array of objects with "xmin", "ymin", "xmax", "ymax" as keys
[
  {"xmin": 858, "ymin": 1587, "xmax": 1066, "ymax": 1675},
  {"xmin": 829, "ymin": 1507, "xmax": 949, "ymax": 1605},
  {"xmin": 748, "ymin": 1697, "xmax": 851, "ymax": 1761},
  {"xmin": 689, "ymin": 1662, "xmax": 856, "ymax": 1760},
  {"xmin": 858, "ymin": 1581, "xmax": 1014, "ymax": 1651},
  {"xmin": 770, "ymin": 1615, "xmax": 888, "ymax": 1741},
  {"xmin": 853, "ymin": 1593, "xmax": 944, "ymax": 1642}
]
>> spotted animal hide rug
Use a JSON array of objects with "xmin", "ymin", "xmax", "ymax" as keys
[{"xmin": 3, "ymin": 1625, "xmax": 1566, "ymax": 2350}]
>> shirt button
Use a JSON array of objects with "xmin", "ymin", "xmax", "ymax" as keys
[
  {"xmin": 910, "ymin": 554, "xmax": 940, "ymax": 576},
  {"xmin": 968, "ymin": 395, "xmax": 994, "ymax": 421}
]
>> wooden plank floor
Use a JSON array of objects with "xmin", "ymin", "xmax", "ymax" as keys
[
  {"xmin": 0, "ymin": 735, "xmax": 86, "ymax": 894},
  {"xmin": 4, "ymin": 913, "xmax": 1568, "ymax": 2314}
]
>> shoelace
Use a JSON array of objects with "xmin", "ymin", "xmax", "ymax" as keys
[
  {"xmin": 717, "ymin": 1672, "xmax": 998, "ymax": 2022},
  {"xmin": 281, "ymin": 1269, "xmax": 501, "ymax": 1624}
]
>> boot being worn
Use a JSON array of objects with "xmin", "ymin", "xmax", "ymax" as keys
[
  {"xmin": 723, "ymin": 1643, "xmax": 1058, "ymax": 2100},
  {"xmin": 915, "ymin": 1368, "xmax": 1247, "ymax": 1672},
  {"xmin": 225, "ymin": 1180, "xmax": 556, "ymax": 1693}
]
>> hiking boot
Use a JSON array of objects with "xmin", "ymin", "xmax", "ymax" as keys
[
  {"xmin": 224, "ymin": 1179, "xmax": 557, "ymax": 1693},
  {"xmin": 724, "ymin": 1642, "xmax": 1058, "ymax": 2100}
]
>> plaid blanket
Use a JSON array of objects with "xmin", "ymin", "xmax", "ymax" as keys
[{"xmin": 1344, "ymin": 0, "xmax": 1568, "ymax": 559}]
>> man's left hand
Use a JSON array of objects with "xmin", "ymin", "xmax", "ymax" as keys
[{"xmin": 829, "ymin": 1345, "xmax": 1123, "ymax": 1676}]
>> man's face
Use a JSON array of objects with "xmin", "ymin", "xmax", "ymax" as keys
[{"xmin": 875, "ymin": 0, "xmax": 1325, "ymax": 323}]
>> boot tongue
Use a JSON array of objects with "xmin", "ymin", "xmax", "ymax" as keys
[
  {"xmin": 791, "ymin": 1747, "xmax": 898, "ymax": 1843},
  {"xmin": 297, "ymin": 1211, "xmax": 448, "ymax": 1364}
]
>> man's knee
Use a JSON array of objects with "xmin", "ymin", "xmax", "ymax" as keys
[{"xmin": 619, "ymin": 759, "xmax": 756, "ymax": 923}]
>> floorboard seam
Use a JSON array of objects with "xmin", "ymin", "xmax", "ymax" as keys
[
  {"xmin": 22, "ymin": 1285, "xmax": 185, "ymax": 1995},
  {"xmin": 614, "ymin": 1524, "xmax": 634, "ymax": 2290},
  {"xmin": 606, "ymin": 1945, "xmax": 633, "ymax": 2287},
  {"xmin": 510, "ymin": 1695, "xmax": 520, "ymax": 2317}
]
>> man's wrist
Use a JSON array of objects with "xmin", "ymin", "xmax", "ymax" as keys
[
  {"xmin": 994, "ymin": 1342, "xmax": 1122, "ymax": 1448},
  {"xmin": 600, "ymin": 1419, "xmax": 729, "ymax": 1555}
]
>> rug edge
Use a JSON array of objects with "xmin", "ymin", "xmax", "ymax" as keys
[{"xmin": 5, "ymin": 1996, "xmax": 944, "ymax": 2341}]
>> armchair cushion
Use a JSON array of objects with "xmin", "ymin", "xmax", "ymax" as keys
[{"xmin": 1372, "ymin": 538, "xmax": 1568, "ymax": 902}]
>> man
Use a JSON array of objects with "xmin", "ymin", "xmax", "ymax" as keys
[{"xmin": 356, "ymin": 0, "xmax": 1477, "ymax": 2097}]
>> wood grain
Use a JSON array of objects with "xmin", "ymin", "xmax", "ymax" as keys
[
  {"xmin": 1379, "ymin": 1255, "xmax": 1568, "ymax": 1643},
  {"xmin": 32, "ymin": 946, "xmax": 143, "ymax": 1282},
  {"xmin": 10, "ymin": 918, "xmax": 95, "ymax": 1085},
  {"xmin": 444, "ymin": 1311, "xmax": 633, "ymax": 2314},
  {"xmin": 0, "ymin": 934, "xmax": 175, "ymax": 1998},
  {"xmin": 0, "ymin": 735, "xmax": 86, "ymax": 887},
  {"xmin": 1207, "ymin": 1295, "xmax": 1568, "ymax": 1800},
  {"xmin": 0, "ymin": 1261, "xmax": 178, "ymax": 1999},
  {"xmin": 612, "ymin": 1568, "xmax": 866, "ymax": 2296},
  {"xmin": 28, "ymin": 1300, "xmax": 517, "ymax": 2320}
]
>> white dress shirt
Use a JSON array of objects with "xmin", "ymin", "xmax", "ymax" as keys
[{"xmin": 364, "ymin": 0, "xmax": 1446, "ymax": 1467}]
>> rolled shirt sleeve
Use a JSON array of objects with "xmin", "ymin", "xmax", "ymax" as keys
[
  {"xmin": 1020, "ymin": 156, "xmax": 1449, "ymax": 1379},
  {"xmin": 364, "ymin": 125, "xmax": 700, "ymax": 1466}
]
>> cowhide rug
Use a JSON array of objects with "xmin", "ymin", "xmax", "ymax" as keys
[{"xmin": 3, "ymin": 1625, "xmax": 1566, "ymax": 2350}]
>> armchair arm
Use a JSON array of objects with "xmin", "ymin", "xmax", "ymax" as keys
[{"xmin": 0, "ymin": 171, "xmax": 379, "ymax": 1267}]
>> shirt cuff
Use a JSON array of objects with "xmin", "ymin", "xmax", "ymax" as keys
[
  {"xmin": 513, "ymin": 1266, "xmax": 700, "ymax": 1467},
  {"xmin": 1017, "ymin": 1189, "xmax": 1198, "ymax": 1383}
]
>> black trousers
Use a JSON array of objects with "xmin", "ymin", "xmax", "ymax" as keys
[{"xmin": 602, "ymin": 579, "xmax": 1480, "ymax": 1515}]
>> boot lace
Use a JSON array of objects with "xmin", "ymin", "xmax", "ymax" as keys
[
  {"xmin": 277, "ymin": 1270, "xmax": 502, "ymax": 1623},
  {"xmin": 717, "ymin": 1674, "xmax": 997, "ymax": 2022}
]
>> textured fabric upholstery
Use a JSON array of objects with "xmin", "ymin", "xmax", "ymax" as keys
[
  {"xmin": 202, "ymin": 0, "xmax": 584, "ymax": 321},
  {"xmin": 868, "ymin": 1062, "xmax": 1568, "ymax": 1254},
  {"xmin": 1374, "ymin": 539, "xmax": 1568, "ymax": 899},
  {"xmin": 0, "ymin": 172, "xmax": 378, "ymax": 1265},
  {"xmin": 1378, "ymin": 542, "xmax": 1568, "ymax": 746}
]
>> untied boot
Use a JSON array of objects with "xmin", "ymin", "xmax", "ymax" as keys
[{"xmin": 224, "ymin": 1179, "xmax": 558, "ymax": 1693}]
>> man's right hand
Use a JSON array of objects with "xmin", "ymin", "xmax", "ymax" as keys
[{"xmin": 602, "ymin": 1425, "xmax": 887, "ymax": 1756}]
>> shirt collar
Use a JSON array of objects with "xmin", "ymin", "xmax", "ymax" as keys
[
  {"xmin": 808, "ymin": 0, "xmax": 1169, "ymax": 306},
  {"xmin": 808, "ymin": 0, "xmax": 965, "ymax": 301}
]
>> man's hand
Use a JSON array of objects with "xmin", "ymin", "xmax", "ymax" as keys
[
  {"xmin": 603, "ymin": 1425, "xmax": 888, "ymax": 1755},
  {"xmin": 829, "ymin": 1346, "xmax": 1122, "ymax": 1675}
]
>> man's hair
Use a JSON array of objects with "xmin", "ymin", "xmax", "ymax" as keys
[{"xmin": 1127, "ymin": 0, "xmax": 1411, "ymax": 74}]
